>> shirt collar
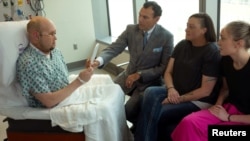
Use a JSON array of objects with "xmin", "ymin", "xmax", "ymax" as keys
[
  {"xmin": 30, "ymin": 43, "xmax": 51, "ymax": 59},
  {"xmin": 145, "ymin": 25, "xmax": 156, "ymax": 35}
]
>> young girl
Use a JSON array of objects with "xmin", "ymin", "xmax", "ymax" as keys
[{"xmin": 171, "ymin": 21, "xmax": 250, "ymax": 141}]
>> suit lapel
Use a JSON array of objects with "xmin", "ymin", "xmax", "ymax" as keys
[{"xmin": 143, "ymin": 25, "xmax": 159, "ymax": 51}]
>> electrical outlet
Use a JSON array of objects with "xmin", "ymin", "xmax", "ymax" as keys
[
  {"xmin": 26, "ymin": 0, "xmax": 31, "ymax": 4},
  {"xmin": 73, "ymin": 44, "xmax": 78, "ymax": 50}
]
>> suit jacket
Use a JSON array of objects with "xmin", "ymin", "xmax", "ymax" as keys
[{"xmin": 99, "ymin": 24, "xmax": 173, "ymax": 93}]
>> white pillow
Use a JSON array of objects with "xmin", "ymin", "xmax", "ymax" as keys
[{"xmin": 0, "ymin": 20, "xmax": 29, "ymax": 87}]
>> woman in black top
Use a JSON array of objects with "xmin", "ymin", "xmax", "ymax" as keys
[{"xmin": 172, "ymin": 21, "xmax": 250, "ymax": 141}]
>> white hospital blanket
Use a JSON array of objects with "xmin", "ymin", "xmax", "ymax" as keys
[{"xmin": 50, "ymin": 74, "xmax": 133, "ymax": 141}]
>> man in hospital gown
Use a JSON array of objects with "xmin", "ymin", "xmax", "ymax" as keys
[{"xmin": 16, "ymin": 16, "xmax": 132, "ymax": 141}]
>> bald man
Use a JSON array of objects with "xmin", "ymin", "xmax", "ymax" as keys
[{"xmin": 16, "ymin": 16, "xmax": 94, "ymax": 108}]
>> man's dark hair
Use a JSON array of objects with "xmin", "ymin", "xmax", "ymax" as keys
[{"xmin": 143, "ymin": 1, "xmax": 162, "ymax": 17}]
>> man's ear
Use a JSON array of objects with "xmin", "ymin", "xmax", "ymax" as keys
[
  {"xmin": 33, "ymin": 31, "xmax": 40, "ymax": 41},
  {"xmin": 154, "ymin": 16, "xmax": 160, "ymax": 23}
]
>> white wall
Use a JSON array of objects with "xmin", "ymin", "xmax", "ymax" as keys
[{"xmin": 43, "ymin": 0, "xmax": 96, "ymax": 63}]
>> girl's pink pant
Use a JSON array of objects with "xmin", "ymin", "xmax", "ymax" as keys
[{"xmin": 171, "ymin": 103, "xmax": 245, "ymax": 141}]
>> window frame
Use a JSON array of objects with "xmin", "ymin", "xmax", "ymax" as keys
[{"xmin": 92, "ymin": 0, "xmax": 223, "ymax": 45}]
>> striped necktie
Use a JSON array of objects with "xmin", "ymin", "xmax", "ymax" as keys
[{"xmin": 143, "ymin": 32, "xmax": 148, "ymax": 48}]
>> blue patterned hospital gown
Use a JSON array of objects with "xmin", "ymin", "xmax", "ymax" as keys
[{"xmin": 16, "ymin": 46, "xmax": 69, "ymax": 108}]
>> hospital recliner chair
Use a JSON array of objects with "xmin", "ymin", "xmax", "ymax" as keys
[
  {"xmin": 0, "ymin": 20, "xmax": 85, "ymax": 141},
  {"xmin": 4, "ymin": 118, "xmax": 85, "ymax": 141}
]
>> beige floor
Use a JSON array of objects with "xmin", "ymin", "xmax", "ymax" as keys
[{"xmin": 0, "ymin": 68, "xmax": 131, "ymax": 140}]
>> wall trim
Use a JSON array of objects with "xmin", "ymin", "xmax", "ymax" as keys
[
  {"xmin": 67, "ymin": 60, "xmax": 86, "ymax": 72},
  {"xmin": 66, "ymin": 59, "xmax": 124, "ymax": 75}
]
